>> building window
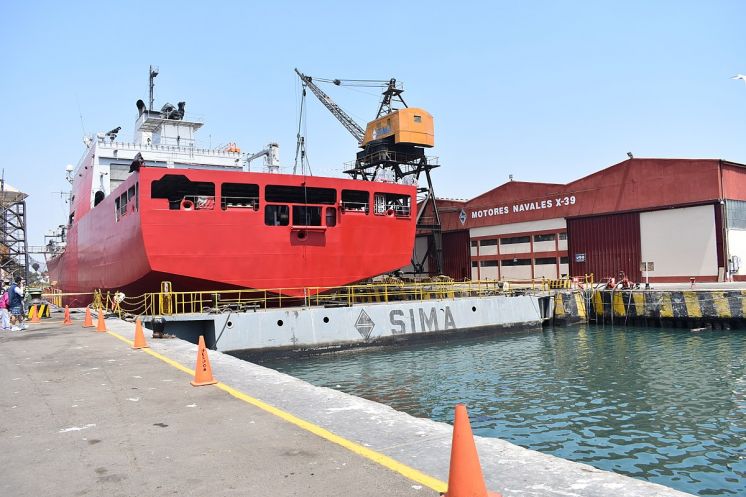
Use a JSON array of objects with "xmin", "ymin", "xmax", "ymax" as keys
[
  {"xmin": 414, "ymin": 115, "xmax": 422, "ymax": 123},
  {"xmin": 502, "ymin": 258, "xmax": 531, "ymax": 266},
  {"xmin": 558, "ymin": 232, "xmax": 567, "ymax": 240},
  {"xmin": 534, "ymin": 234, "xmax": 555, "ymax": 242},
  {"xmin": 471, "ymin": 261, "xmax": 478, "ymax": 267},
  {"xmin": 560, "ymin": 256, "xmax": 569, "ymax": 264},
  {"xmin": 470, "ymin": 240, "xmax": 478, "ymax": 248},
  {"xmin": 479, "ymin": 239, "xmax": 497, "ymax": 247},
  {"xmin": 535, "ymin": 257, "xmax": 557, "ymax": 265},
  {"xmin": 480, "ymin": 260, "xmax": 499, "ymax": 267},
  {"xmin": 500, "ymin": 236, "xmax": 530, "ymax": 245},
  {"xmin": 727, "ymin": 200, "xmax": 746, "ymax": 230}
]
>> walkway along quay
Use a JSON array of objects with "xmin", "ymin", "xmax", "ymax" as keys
[
  {"xmin": 0, "ymin": 311, "xmax": 695, "ymax": 496},
  {"xmin": 553, "ymin": 286, "xmax": 746, "ymax": 328}
]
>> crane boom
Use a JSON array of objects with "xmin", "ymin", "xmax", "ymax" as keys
[{"xmin": 295, "ymin": 68, "xmax": 365, "ymax": 144}]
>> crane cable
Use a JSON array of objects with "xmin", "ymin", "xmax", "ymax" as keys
[{"xmin": 294, "ymin": 83, "xmax": 312, "ymax": 176}]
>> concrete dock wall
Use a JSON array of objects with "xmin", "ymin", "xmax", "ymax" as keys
[{"xmin": 554, "ymin": 289, "xmax": 746, "ymax": 328}]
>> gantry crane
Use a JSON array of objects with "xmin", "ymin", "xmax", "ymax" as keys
[{"xmin": 294, "ymin": 69, "xmax": 443, "ymax": 276}]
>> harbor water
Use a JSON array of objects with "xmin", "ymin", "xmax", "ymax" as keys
[{"xmin": 263, "ymin": 325, "xmax": 746, "ymax": 496}]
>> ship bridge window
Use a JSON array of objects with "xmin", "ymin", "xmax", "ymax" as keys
[
  {"xmin": 265, "ymin": 185, "xmax": 336, "ymax": 205},
  {"xmin": 341, "ymin": 190, "xmax": 369, "ymax": 213},
  {"xmin": 265, "ymin": 205, "xmax": 289, "ymax": 226},
  {"xmin": 375, "ymin": 193, "xmax": 411, "ymax": 217},
  {"xmin": 151, "ymin": 174, "xmax": 215, "ymax": 210},
  {"xmin": 293, "ymin": 206, "xmax": 322, "ymax": 226},
  {"xmin": 221, "ymin": 183, "xmax": 259, "ymax": 210}
]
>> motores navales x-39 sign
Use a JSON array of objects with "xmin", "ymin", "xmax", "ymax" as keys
[{"xmin": 468, "ymin": 195, "xmax": 577, "ymax": 222}]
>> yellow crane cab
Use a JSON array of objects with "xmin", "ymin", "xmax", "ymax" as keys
[{"xmin": 362, "ymin": 107, "xmax": 434, "ymax": 148}]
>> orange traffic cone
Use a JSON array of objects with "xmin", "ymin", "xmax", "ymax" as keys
[
  {"xmin": 63, "ymin": 305, "xmax": 72, "ymax": 325},
  {"xmin": 30, "ymin": 305, "xmax": 41, "ymax": 323},
  {"xmin": 190, "ymin": 335, "xmax": 217, "ymax": 386},
  {"xmin": 82, "ymin": 307, "xmax": 94, "ymax": 328},
  {"xmin": 444, "ymin": 404, "xmax": 502, "ymax": 497},
  {"xmin": 96, "ymin": 309, "xmax": 107, "ymax": 332},
  {"xmin": 132, "ymin": 318, "xmax": 148, "ymax": 349}
]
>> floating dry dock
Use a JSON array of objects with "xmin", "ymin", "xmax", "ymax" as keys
[{"xmin": 144, "ymin": 293, "xmax": 550, "ymax": 355}]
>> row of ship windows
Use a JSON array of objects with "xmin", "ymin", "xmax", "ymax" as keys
[
  {"xmin": 109, "ymin": 176, "xmax": 410, "ymax": 226},
  {"xmin": 471, "ymin": 232, "xmax": 567, "ymax": 247},
  {"xmin": 150, "ymin": 175, "xmax": 410, "ymax": 216},
  {"xmin": 472, "ymin": 257, "xmax": 570, "ymax": 267}
]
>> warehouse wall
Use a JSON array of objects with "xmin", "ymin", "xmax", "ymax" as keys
[{"xmin": 640, "ymin": 205, "xmax": 718, "ymax": 280}]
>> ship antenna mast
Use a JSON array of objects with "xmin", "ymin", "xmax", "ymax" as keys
[{"xmin": 149, "ymin": 65, "xmax": 159, "ymax": 111}]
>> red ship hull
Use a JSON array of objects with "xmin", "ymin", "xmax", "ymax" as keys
[{"xmin": 47, "ymin": 166, "xmax": 416, "ymax": 304}]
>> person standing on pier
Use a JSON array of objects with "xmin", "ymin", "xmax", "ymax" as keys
[
  {"xmin": 0, "ymin": 282, "xmax": 10, "ymax": 330},
  {"xmin": 8, "ymin": 276, "xmax": 26, "ymax": 331}
]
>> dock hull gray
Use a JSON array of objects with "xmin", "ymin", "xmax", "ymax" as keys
[{"xmin": 148, "ymin": 294, "xmax": 545, "ymax": 355}]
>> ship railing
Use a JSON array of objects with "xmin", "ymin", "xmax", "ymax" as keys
[
  {"xmin": 182, "ymin": 195, "xmax": 216, "ymax": 210},
  {"xmin": 389, "ymin": 204, "xmax": 411, "ymax": 217},
  {"xmin": 40, "ymin": 276, "xmax": 562, "ymax": 318},
  {"xmin": 220, "ymin": 196, "xmax": 260, "ymax": 210},
  {"xmin": 110, "ymin": 279, "xmax": 537, "ymax": 317},
  {"xmin": 102, "ymin": 140, "xmax": 242, "ymax": 158},
  {"xmin": 340, "ymin": 201, "xmax": 369, "ymax": 213}
]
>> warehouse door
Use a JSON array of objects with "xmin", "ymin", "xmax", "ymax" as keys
[
  {"xmin": 567, "ymin": 212, "xmax": 641, "ymax": 283},
  {"xmin": 440, "ymin": 230, "xmax": 470, "ymax": 280}
]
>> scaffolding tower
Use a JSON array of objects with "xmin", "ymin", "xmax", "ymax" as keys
[{"xmin": 0, "ymin": 180, "xmax": 29, "ymax": 284}]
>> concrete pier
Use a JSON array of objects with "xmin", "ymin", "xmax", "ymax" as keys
[
  {"xmin": 553, "ymin": 287, "xmax": 746, "ymax": 328},
  {"xmin": 0, "ymin": 314, "xmax": 694, "ymax": 497}
]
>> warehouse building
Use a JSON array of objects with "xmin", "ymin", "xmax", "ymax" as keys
[{"xmin": 423, "ymin": 158, "xmax": 746, "ymax": 284}]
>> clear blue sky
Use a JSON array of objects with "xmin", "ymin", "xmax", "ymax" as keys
[{"xmin": 1, "ymin": 0, "xmax": 744, "ymax": 250}]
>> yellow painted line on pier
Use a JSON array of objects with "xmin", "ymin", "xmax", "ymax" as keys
[
  {"xmin": 713, "ymin": 292, "xmax": 731, "ymax": 318},
  {"xmin": 612, "ymin": 292, "xmax": 626, "ymax": 317},
  {"xmin": 660, "ymin": 293, "xmax": 673, "ymax": 318},
  {"xmin": 632, "ymin": 292, "xmax": 645, "ymax": 316},
  {"xmin": 593, "ymin": 291, "xmax": 604, "ymax": 316},
  {"xmin": 106, "ymin": 330, "xmax": 448, "ymax": 493},
  {"xmin": 683, "ymin": 291, "xmax": 702, "ymax": 318},
  {"xmin": 573, "ymin": 292, "xmax": 586, "ymax": 318},
  {"xmin": 554, "ymin": 293, "xmax": 565, "ymax": 317}
]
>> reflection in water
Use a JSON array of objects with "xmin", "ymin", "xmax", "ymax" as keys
[{"xmin": 263, "ymin": 326, "xmax": 746, "ymax": 496}]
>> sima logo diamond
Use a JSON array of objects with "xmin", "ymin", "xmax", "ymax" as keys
[
  {"xmin": 459, "ymin": 208, "xmax": 467, "ymax": 225},
  {"xmin": 354, "ymin": 309, "xmax": 375, "ymax": 340}
]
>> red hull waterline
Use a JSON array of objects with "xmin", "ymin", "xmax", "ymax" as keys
[{"xmin": 47, "ymin": 166, "xmax": 417, "ymax": 305}]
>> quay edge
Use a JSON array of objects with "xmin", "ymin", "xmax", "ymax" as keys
[{"xmin": 553, "ymin": 288, "xmax": 746, "ymax": 328}]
